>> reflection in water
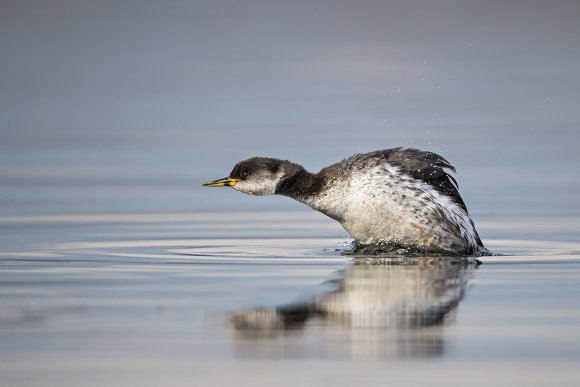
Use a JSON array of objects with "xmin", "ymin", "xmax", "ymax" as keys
[{"xmin": 231, "ymin": 256, "xmax": 479, "ymax": 359}]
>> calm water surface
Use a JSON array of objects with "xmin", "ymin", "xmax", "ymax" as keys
[
  {"xmin": 1, "ymin": 211, "xmax": 580, "ymax": 386},
  {"xmin": 2, "ymin": 1, "xmax": 580, "ymax": 386}
]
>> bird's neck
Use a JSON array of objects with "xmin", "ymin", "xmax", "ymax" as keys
[{"xmin": 274, "ymin": 167, "xmax": 319, "ymax": 203}]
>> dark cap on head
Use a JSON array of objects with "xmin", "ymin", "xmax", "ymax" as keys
[{"xmin": 229, "ymin": 157, "xmax": 283, "ymax": 180}]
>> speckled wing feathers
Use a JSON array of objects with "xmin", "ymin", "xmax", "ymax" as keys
[
  {"xmin": 322, "ymin": 148, "xmax": 484, "ymax": 252},
  {"xmin": 275, "ymin": 147, "xmax": 484, "ymax": 253},
  {"xmin": 344, "ymin": 148, "xmax": 469, "ymax": 214}
]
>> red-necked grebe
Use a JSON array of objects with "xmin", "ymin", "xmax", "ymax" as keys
[{"xmin": 203, "ymin": 147, "xmax": 485, "ymax": 256}]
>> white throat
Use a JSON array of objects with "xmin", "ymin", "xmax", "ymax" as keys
[{"xmin": 233, "ymin": 168, "xmax": 285, "ymax": 196}]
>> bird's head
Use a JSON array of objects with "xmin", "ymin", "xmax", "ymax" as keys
[{"xmin": 203, "ymin": 157, "xmax": 294, "ymax": 196}]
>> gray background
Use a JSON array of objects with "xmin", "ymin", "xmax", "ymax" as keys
[{"xmin": 1, "ymin": 0, "xmax": 579, "ymax": 217}]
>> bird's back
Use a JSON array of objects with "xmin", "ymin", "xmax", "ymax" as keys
[{"xmin": 305, "ymin": 148, "xmax": 484, "ymax": 254}]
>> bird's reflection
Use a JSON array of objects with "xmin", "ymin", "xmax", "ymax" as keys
[{"xmin": 231, "ymin": 255, "xmax": 479, "ymax": 359}]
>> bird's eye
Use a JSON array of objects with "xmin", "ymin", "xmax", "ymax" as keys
[{"xmin": 241, "ymin": 172, "xmax": 248, "ymax": 178}]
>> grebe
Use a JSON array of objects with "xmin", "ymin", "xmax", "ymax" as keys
[{"xmin": 203, "ymin": 148, "xmax": 485, "ymax": 255}]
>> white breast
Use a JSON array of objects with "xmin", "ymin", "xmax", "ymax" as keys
[{"xmin": 303, "ymin": 164, "xmax": 478, "ymax": 252}]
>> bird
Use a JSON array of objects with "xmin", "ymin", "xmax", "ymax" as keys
[{"xmin": 203, "ymin": 147, "xmax": 485, "ymax": 256}]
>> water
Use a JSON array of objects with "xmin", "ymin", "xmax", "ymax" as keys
[
  {"xmin": 1, "ymin": 211, "xmax": 580, "ymax": 386},
  {"xmin": 2, "ymin": 1, "xmax": 580, "ymax": 386}
]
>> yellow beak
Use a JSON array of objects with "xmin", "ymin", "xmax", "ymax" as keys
[{"xmin": 202, "ymin": 177, "xmax": 240, "ymax": 187}]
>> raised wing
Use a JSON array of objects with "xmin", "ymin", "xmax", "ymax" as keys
[{"xmin": 345, "ymin": 148, "xmax": 468, "ymax": 214}]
